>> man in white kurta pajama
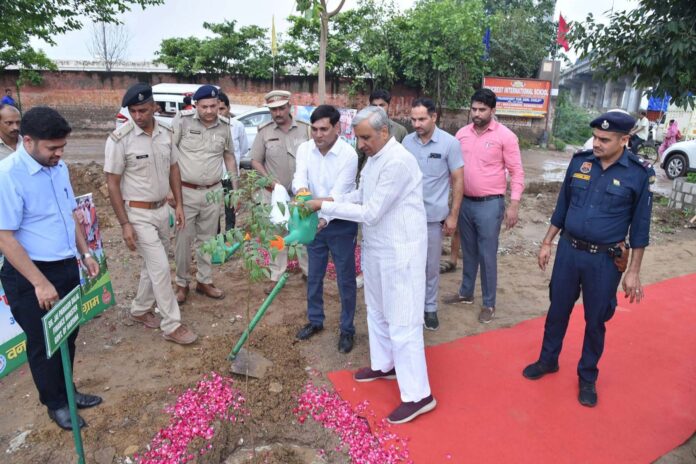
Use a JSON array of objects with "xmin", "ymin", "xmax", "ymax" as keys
[{"xmin": 308, "ymin": 106, "xmax": 436, "ymax": 424}]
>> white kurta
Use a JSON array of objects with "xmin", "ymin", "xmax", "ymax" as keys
[{"xmin": 321, "ymin": 137, "xmax": 427, "ymax": 326}]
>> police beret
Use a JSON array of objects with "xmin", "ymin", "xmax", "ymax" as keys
[
  {"xmin": 590, "ymin": 111, "xmax": 636, "ymax": 134},
  {"xmin": 122, "ymin": 83, "xmax": 153, "ymax": 107},
  {"xmin": 264, "ymin": 90, "xmax": 291, "ymax": 108},
  {"xmin": 193, "ymin": 85, "xmax": 219, "ymax": 101}
]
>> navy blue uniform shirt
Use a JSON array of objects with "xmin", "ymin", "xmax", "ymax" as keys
[{"xmin": 550, "ymin": 149, "xmax": 654, "ymax": 248}]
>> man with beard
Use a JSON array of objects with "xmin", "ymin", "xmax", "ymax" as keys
[
  {"xmin": 402, "ymin": 97, "xmax": 463, "ymax": 331},
  {"xmin": 0, "ymin": 107, "xmax": 103, "ymax": 430},
  {"xmin": 0, "ymin": 103, "xmax": 20, "ymax": 159},
  {"xmin": 443, "ymin": 88, "xmax": 524, "ymax": 324}
]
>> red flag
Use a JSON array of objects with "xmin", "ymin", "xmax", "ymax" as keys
[{"xmin": 557, "ymin": 14, "xmax": 570, "ymax": 52}]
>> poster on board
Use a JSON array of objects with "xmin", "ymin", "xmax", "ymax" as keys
[{"xmin": 483, "ymin": 77, "xmax": 551, "ymax": 118}]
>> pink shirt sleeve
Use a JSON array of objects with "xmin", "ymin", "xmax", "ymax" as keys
[{"xmin": 502, "ymin": 130, "xmax": 524, "ymax": 201}]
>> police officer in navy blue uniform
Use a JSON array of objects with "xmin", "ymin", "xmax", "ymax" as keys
[{"xmin": 522, "ymin": 111, "xmax": 654, "ymax": 407}]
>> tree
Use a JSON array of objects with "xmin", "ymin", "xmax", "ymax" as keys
[
  {"xmin": 394, "ymin": 0, "xmax": 488, "ymax": 108},
  {"xmin": 571, "ymin": 0, "xmax": 696, "ymax": 108},
  {"xmin": 295, "ymin": 0, "xmax": 346, "ymax": 103},
  {"xmin": 156, "ymin": 21, "xmax": 278, "ymax": 79},
  {"xmin": 87, "ymin": 22, "xmax": 130, "ymax": 71},
  {"xmin": 2, "ymin": 0, "xmax": 163, "ymax": 79},
  {"xmin": 485, "ymin": 0, "xmax": 556, "ymax": 78}
]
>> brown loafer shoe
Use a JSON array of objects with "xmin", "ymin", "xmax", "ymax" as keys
[
  {"xmin": 387, "ymin": 395, "xmax": 437, "ymax": 424},
  {"xmin": 129, "ymin": 312, "xmax": 160, "ymax": 329},
  {"xmin": 195, "ymin": 282, "xmax": 225, "ymax": 299},
  {"xmin": 175, "ymin": 285, "xmax": 189, "ymax": 304},
  {"xmin": 163, "ymin": 324, "xmax": 198, "ymax": 345}
]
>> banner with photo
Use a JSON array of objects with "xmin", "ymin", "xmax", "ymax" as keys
[
  {"xmin": 0, "ymin": 193, "xmax": 116, "ymax": 379},
  {"xmin": 295, "ymin": 106, "xmax": 358, "ymax": 146}
]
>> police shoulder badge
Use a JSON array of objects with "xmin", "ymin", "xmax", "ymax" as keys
[
  {"xmin": 648, "ymin": 175, "xmax": 656, "ymax": 184},
  {"xmin": 601, "ymin": 120, "xmax": 610, "ymax": 130},
  {"xmin": 580, "ymin": 161, "xmax": 592, "ymax": 174}
]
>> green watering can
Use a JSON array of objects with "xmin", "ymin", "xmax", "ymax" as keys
[{"xmin": 270, "ymin": 191, "xmax": 318, "ymax": 250}]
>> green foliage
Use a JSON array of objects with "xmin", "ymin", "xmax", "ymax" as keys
[
  {"xmin": 394, "ymin": 0, "xmax": 487, "ymax": 108},
  {"xmin": 1, "ymin": 0, "xmax": 162, "ymax": 74},
  {"xmin": 201, "ymin": 170, "xmax": 281, "ymax": 283},
  {"xmin": 686, "ymin": 172, "xmax": 696, "ymax": 184},
  {"xmin": 156, "ymin": 20, "xmax": 280, "ymax": 78},
  {"xmin": 552, "ymin": 137, "xmax": 566, "ymax": 151},
  {"xmin": 485, "ymin": 0, "xmax": 556, "ymax": 78},
  {"xmin": 570, "ymin": 0, "xmax": 696, "ymax": 109},
  {"xmin": 553, "ymin": 90, "xmax": 595, "ymax": 145}
]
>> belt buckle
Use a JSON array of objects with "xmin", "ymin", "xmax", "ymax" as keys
[
  {"xmin": 197, "ymin": 185, "xmax": 207, "ymax": 190},
  {"xmin": 588, "ymin": 244, "xmax": 598, "ymax": 254}
]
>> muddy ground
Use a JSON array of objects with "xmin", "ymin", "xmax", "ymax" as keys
[{"xmin": 1, "ymin": 143, "xmax": 695, "ymax": 464}]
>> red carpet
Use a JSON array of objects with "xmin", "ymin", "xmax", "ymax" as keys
[{"xmin": 328, "ymin": 273, "xmax": 696, "ymax": 463}]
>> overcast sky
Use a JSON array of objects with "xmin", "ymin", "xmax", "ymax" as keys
[{"xmin": 31, "ymin": 0, "xmax": 635, "ymax": 62}]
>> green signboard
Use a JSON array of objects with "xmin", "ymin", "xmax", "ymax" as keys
[{"xmin": 42, "ymin": 286, "xmax": 82, "ymax": 358}]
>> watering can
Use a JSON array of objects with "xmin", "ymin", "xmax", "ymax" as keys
[
  {"xmin": 270, "ymin": 191, "xmax": 318, "ymax": 250},
  {"xmin": 210, "ymin": 235, "xmax": 242, "ymax": 264}
]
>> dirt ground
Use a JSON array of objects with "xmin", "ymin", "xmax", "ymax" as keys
[{"xmin": 1, "ymin": 143, "xmax": 695, "ymax": 464}]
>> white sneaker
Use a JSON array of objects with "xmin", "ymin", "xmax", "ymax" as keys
[{"xmin": 356, "ymin": 273, "xmax": 364, "ymax": 289}]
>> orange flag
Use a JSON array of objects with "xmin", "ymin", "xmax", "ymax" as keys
[{"xmin": 557, "ymin": 14, "xmax": 570, "ymax": 52}]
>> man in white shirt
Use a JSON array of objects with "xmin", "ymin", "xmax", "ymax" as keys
[
  {"xmin": 292, "ymin": 105, "xmax": 358, "ymax": 353},
  {"xmin": 218, "ymin": 92, "xmax": 249, "ymax": 231},
  {"xmin": 630, "ymin": 110, "xmax": 650, "ymax": 154},
  {"xmin": 306, "ymin": 106, "xmax": 436, "ymax": 425}
]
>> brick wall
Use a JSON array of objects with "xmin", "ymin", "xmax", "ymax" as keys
[
  {"xmin": 669, "ymin": 178, "xmax": 696, "ymax": 211},
  {"xmin": 1, "ymin": 70, "xmax": 550, "ymax": 141}
]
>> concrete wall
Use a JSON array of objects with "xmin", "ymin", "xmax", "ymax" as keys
[{"xmin": 668, "ymin": 179, "xmax": 696, "ymax": 211}]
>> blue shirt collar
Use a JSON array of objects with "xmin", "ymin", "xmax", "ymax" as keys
[
  {"xmin": 17, "ymin": 143, "xmax": 44, "ymax": 175},
  {"xmin": 414, "ymin": 126, "xmax": 442, "ymax": 146},
  {"xmin": 584, "ymin": 148, "xmax": 630, "ymax": 167}
]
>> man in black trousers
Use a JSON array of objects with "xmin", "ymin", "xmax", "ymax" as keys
[{"xmin": 0, "ymin": 107, "xmax": 103, "ymax": 430}]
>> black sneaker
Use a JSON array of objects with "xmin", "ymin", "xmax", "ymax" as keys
[
  {"xmin": 387, "ymin": 395, "xmax": 437, "ymax": 424},
  {"xmin": 296, "ymin": 323, "xmax": 323, "ymax": 340},
  {"xmin": 522, "ymin": 361, "xmax": 559, "ymax": 380},
  {"xmin": 578, "ymin": 380, "xmax": 597, "ymax": 407},
  {"xmin": 353, "ymin": 367, "xmax": 396, "ymax": 382},
  {"xmin": 424, "ymin": 312, "xmax": 439, "ymax": 331}
]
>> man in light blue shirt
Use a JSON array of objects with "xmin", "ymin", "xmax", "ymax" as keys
[
  {"xmin": 402, "ymin": 98, "xmax": 464, "ymax": 331},
  {"xmin": 0, "ymin": 107, "xmax": 102, "ymax": 431}
]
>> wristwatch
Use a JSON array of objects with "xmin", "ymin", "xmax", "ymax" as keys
[{"xmin": 81, "ymin": 252, "xmax": 92, "ymax": 261}]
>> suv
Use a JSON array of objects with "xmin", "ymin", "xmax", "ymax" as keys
[{"xmin": 661, "ymin": 139, "xmax": 696, "ymax": 179}]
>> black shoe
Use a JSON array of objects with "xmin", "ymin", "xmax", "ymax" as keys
[
  {"xmin": 424, "ymin": 312, "xmax": 439, "ymax": 331},
  {"xmin": 338, "ymin": 332, "xmax": 354, "ymax": 353},
  {"xmin": 296, "ymin": 323, "xmax": 323, "ymax": 340},
  {"xmin": 47, "ymin": 406, "xmax": 86, "ymax": 431},
  {"xmin": 578, "ymin": 380, "xmax": 597, "ymax": 407},
  {"xmin": 75, "ymin": 391, "xmax": 103, "ymax": 409},
  {"xmin": 522, "ymin": 361, "xmax": 559, "ymax": 380}
]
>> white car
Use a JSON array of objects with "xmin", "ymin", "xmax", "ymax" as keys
[
  {"xmin": 232, "ymin": 107, "xmax": 272, "ymax": 169},
  {"xmin": 660, "ymin": 139, "xmax": 696, "ymax": 179}
]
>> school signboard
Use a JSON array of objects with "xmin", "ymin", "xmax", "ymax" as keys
[
  {"xmin": 483, "ymin": 77, "xmax": 552, "ymax": 118},
  {"xmin": 0, "ymin": 193, "xmax": 115, "ymax": 379}
]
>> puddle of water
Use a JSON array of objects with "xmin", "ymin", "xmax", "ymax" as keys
[{"xmin": 542, "ymin": 159, "xmax": 568, "ymax": 182}]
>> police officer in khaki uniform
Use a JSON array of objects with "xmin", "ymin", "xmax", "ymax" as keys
[
  {"xmin": 173, "ymin": 85, "xmax": 237, "ymax": 303},
  {"xmin": 105, "ymin": 83, "xmax": 197, "ymax": 345},
  {"xmin": 250, "ymin": 90, "xmax": 310, "ymax": 294}
]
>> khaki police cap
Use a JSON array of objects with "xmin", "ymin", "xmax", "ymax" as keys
[{"xmin": 264, "ymin": 90, "xmax": 291, "ymax": 108}]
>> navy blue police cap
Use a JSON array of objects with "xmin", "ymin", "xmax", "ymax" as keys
[
  {"xmin": 122, "ymin": 83, "xmax": 153, "ymax": 107},
  {"xmin": 193, "ymin": 85, "xmax": 219, "ymax": 101},
  {"xmin": 590, "ymin": 111, "xmax": 636, "ymax": 134}
]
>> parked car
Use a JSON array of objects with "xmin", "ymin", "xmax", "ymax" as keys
[
  {"xmin": 233, "ymin": 107, "xmax": 272, "ymax": 169},
  {"xmin": 661, "ymin": 139, "xmax": 696, "ymax": 179}
]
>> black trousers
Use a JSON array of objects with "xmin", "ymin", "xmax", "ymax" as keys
[{"xmin": 0, "ymin": 257, "xmax": 80, "ymax": 410}]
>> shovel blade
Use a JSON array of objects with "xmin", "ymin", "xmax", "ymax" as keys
[{"xmin": 230, "ymin": 348, "xmax": 273, "ymax": 379}]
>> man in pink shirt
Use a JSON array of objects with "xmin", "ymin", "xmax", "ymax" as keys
[{"xmin": 443, "ymin": 88, "xmax": 524, "ymax": 323}]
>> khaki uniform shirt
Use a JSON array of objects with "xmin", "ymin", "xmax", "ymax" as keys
[
  {"xmin": 104, "ymin": 120, "xmax": 176, "ymax": 201},
  {"xmin": 250, "ymin": 117, "xmax": 310, "ymax": 192},
  {"xmin": 173, "ymin": 110, "xmax": 233, "ymax": 186},
  {"xmin": 0, "ymin": 138, "xmax": 17, "ymax": 160}
]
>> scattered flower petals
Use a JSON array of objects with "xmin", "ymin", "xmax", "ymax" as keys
[
  {"xmin": 295, "ymin": 383, "xmax": 411, "ymax": 463},
  {"xmin": 136, "ymin": 372, "xmax": 248, "ymax": 464}
]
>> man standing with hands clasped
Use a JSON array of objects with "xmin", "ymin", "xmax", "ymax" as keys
[
  {"xmin": 105, "ymin": 83, "xmax": 197, "ymax": 345},
  {"xmin": 402, "ymin": 97, "xmax": 464, "ymax": 331},
  {"xmin": 523, "ymin": 111, "xmax": 654, "ymax": 407},
  {"xmin": 0, "ymin": 107, "xmax": 103, "ymax": 430},
  {"xmin": 443, "ymin": 88, "xmax": 524, "ymax": 324}
]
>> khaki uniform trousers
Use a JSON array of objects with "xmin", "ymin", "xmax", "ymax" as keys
[
  {"xmin": 127, "ymin": 204, "xmax": 182, "ymax": 335},
  {"xmin": 175, "ymin": 185, "xmax": 221, "ymax": 287},
  {"xmin": 259, "ymin": 189, "xmax": 308, "ymax": 281}
]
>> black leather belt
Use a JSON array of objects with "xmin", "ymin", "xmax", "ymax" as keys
[
  {"xmin": 561, "ymin": 231, "xmax": 616, "ymax": 254},
  {"xmin": 464, "ymin": 194, "xmax": 504, "ymax": 202}
]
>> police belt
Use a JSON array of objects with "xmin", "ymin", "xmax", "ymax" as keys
[
  {"xmin": 561, "ymin": 231, "xmax": 617, "ymax": 254},
  {"xmin": 182, "ymin": 181, "xmax": 221, "ymax": 190},
  {"xmin": 127, "ymin": 199, "xmax": 167, "ymax": 209}
]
